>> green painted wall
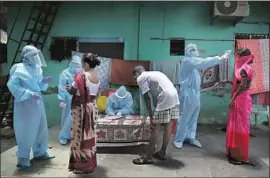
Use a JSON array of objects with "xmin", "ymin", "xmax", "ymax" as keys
[{"xmin": 5, "ymin": 2, "xmax": 269, "ymax": 127}]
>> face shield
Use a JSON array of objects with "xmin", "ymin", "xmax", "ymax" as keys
[
  {"xmin": 69, "ymin": 55, "xmax": 83, "ymax": 74},
  {"xmin": 115, "ymin": 86, "xmax": 128, "ymax": 99},
  {"xmin": 185, "ymin": 43, "xmax": 200, "ymax": 57},
  {"xmin": 69, "ymin": 63, "xmax": 83, "ymax": 74},
  {"xmin": 21, "ymin": 45, "xmax": 47, "ymax": 67}
]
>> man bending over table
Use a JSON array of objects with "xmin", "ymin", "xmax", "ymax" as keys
[{"xmin": 132, "ymin": 66, "xmax": 179, "ymax": 165}]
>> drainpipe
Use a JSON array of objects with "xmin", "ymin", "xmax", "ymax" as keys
[{"xmin": 136, "ymin": 1, "xmax": 142, "ymax": 60}]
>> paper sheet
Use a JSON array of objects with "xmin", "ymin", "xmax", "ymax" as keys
[{"xmin": 104, "ymin": 115, "xmax": 125, "ymax": 120}]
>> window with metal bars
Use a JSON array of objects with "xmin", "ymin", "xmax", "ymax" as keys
[
  {"xmin": 50, "ymin": 37, "xmax": 78, "ymax": 61},
  {"xmin": 78, "ymin": 42, "xmax": 124, "ymax": 59},
  {"xmin": 0, "ymin": 2, "xmax": 7, "ymax": 31},
  {"xmin": 170, "ymin": 39, "xmax": 185, "ymax": 56}
]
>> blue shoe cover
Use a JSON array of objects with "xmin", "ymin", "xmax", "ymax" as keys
[
  {"xmin": 173, "ymin": 141, "xmax": 183, "ymax": 149},
  {"xmin": 16, "ymin": 158, "xmax": 31, "ymax": 169},
  {"xmin": 187, "ymin": 139, "xmax": 202, "ymax": 148},
  {"xmin": 34, "ymin": 152, "xmax": 55, "ymax": 160}
]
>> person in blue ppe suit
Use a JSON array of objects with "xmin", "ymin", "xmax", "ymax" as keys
[
  {"xmin": 57, "ymin": 55, "xmax": 82, "ymax": 145},
  {"xmin": 7, "ymin": 45, "xmax": 55, "ymax": 169},
  {"xmin": 174, "ymin": 43, "xmax": 231, "ymax": 149},
  {"xmin": 105, "ymin": 86, "xmax": 134, "ymax": 116}
]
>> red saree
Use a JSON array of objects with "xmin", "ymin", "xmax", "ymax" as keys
[
  {"xmin": 226, "ymin": 55, "xmax": 253, "ymax": 162},
  {"xmin": 68, "ymin": 72, "xmax": 98, "ymax": 173}
]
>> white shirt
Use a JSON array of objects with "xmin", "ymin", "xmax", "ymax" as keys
[
  {"xmin": 86, "ymin": 79, "xmax": 100, "ymax": 96},
  {"xmin": 137, "ymin": 71, "xmax": 179, "ymax": 111},
  {"xmin": 72, "ymin": 78, "xmax": 100, "ymax": 96}
]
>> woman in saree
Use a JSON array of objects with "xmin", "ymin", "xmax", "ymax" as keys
[
  {"xmin": 218, "ymin": 48, "xmax": 255, "ymax": 166},
  {"xmin": 66, "ymin": 53, "xmax": 101, "ymax": 174}
]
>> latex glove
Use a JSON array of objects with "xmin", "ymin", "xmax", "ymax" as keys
[
  {"xmin": 116, "ymin": 112, "xmax": 122, "ymax": 116},
  {"xmin": 31, "ymin": 92, "xmax": 41, "ymax": 100},
  {"xmin": 59, "ymin": 102, "xmax": 66, "ymax": 109},
  {"xmin": 221, "ymin": 50, "xmax": 232, "ymax": 60},
  {"xmin": 225, "ymin": 50, "xmax": 231, "ymax": 55},
  {"xmin": 65, "ymin": 85, "xmax": 71, "ymax": 92},
  {"xmin": 108, "ymin": 111, "xmax": 115, "ymax": 116},
  {"xmin": 214, "ymin": 82, "xmax": 220, "ymax": 87},
  {"xmin": 214, "ymin": 81, "xmax": 225, "ymax": 87},
  {"xmin": 220, "ymin": 55, "xmax": 228, "ymax": 60},
  {"xmin": 41, "ymin": 76, "xmax": 53, "ymax": 84}
]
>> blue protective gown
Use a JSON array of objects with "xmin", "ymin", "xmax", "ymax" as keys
[
  {"xmin": 7, "ymin": 63, "xmax": 50, "ymax": 167},
  {"xmin": 105, "ymin": 86, "xmax": 134, "ymax": 116},
  {"xmin": 57, "ymin": 68, "xmax": 76, "ymax": 143},
  {"xmin": 174, "ymin": 49, "xmax": 222, "ymax": 146}
]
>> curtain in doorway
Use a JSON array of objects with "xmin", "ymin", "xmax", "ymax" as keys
[
  {"xmin": 71, "ymin": 51, "xmax": 112, "ymax": 92},
  {"xmin": 236, "ymin": 39, "xmax": 270, "ymax": 106}
]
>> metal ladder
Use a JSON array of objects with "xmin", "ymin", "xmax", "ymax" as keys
[{"xmin": 0, "ymin": 1, "xmax": 61, "ymax": 127}]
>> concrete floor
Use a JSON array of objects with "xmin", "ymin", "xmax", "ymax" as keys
[
  {"xmin": 1, "ymin": 124, "xmax": 269, "ymax": 177},
  {"xmin": 1, "ymin": 136, "xmax": 16, "ymax": 153}
]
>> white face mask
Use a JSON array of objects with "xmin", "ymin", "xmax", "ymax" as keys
[
  {"xmin": 25, "ymin": 56, "xmax": 39, "ymax": 67},
  {"xmin": 32, "ymin": 55, "xmax": 40, "ymax": 66},
  {"xmin": 70, "ymin": 67, "xmax": 82, "ymax": 74},
  {"xmin": 69, "ymin": 61, "xmax": 83, "ymax": 74},
  {"xmin": 190, "ymin": 50, "xmax": 199, "ymax": 57},
  {"xmin": 74, "ymin": 67, "xmax": 83, "ymax": 73}
]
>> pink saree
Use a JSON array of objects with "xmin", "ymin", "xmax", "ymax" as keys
[{"xmin": 226, "ymin": 55, "xmax": 253, "ymax": 162}]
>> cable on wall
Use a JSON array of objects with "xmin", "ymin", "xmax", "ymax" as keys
[{"xmin": 136, "ymin": 1, "xmax": 142, "ymax": 60}]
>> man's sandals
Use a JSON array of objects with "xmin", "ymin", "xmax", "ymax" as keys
[
  {"xmin": 153, "ymin": 151, "xmax": 167, "ymax": 161},
  {"xmin": 133, "ymin": 156, "xmax": 154, "ymax": 165},
  {"xmin": 133, "ymin": 152, "xmax": 166, "ymax": 165}
]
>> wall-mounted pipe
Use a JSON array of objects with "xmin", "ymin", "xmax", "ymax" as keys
[
  {"xmin": 240, "ymin": 21, "xmax": 269, "ymax": 25},
  {"xmin": 150, "ymin": 35, "xmax": 269, "ymax": 42},
  {"xmin": 136, "ymin": 1, "xmax": 142, "ymax": 60},
  {"xmin": 161, "ymin": 6, "xmax": 166, "ymax": 43},
  {"xmin": 150, "ymin": 37, "xmax": 235, "ymax": 42}
]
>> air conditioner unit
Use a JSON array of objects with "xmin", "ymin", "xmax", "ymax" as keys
[{"xmin": 214, "ymin": 1, "xmax": 250, "ymax": 17}]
